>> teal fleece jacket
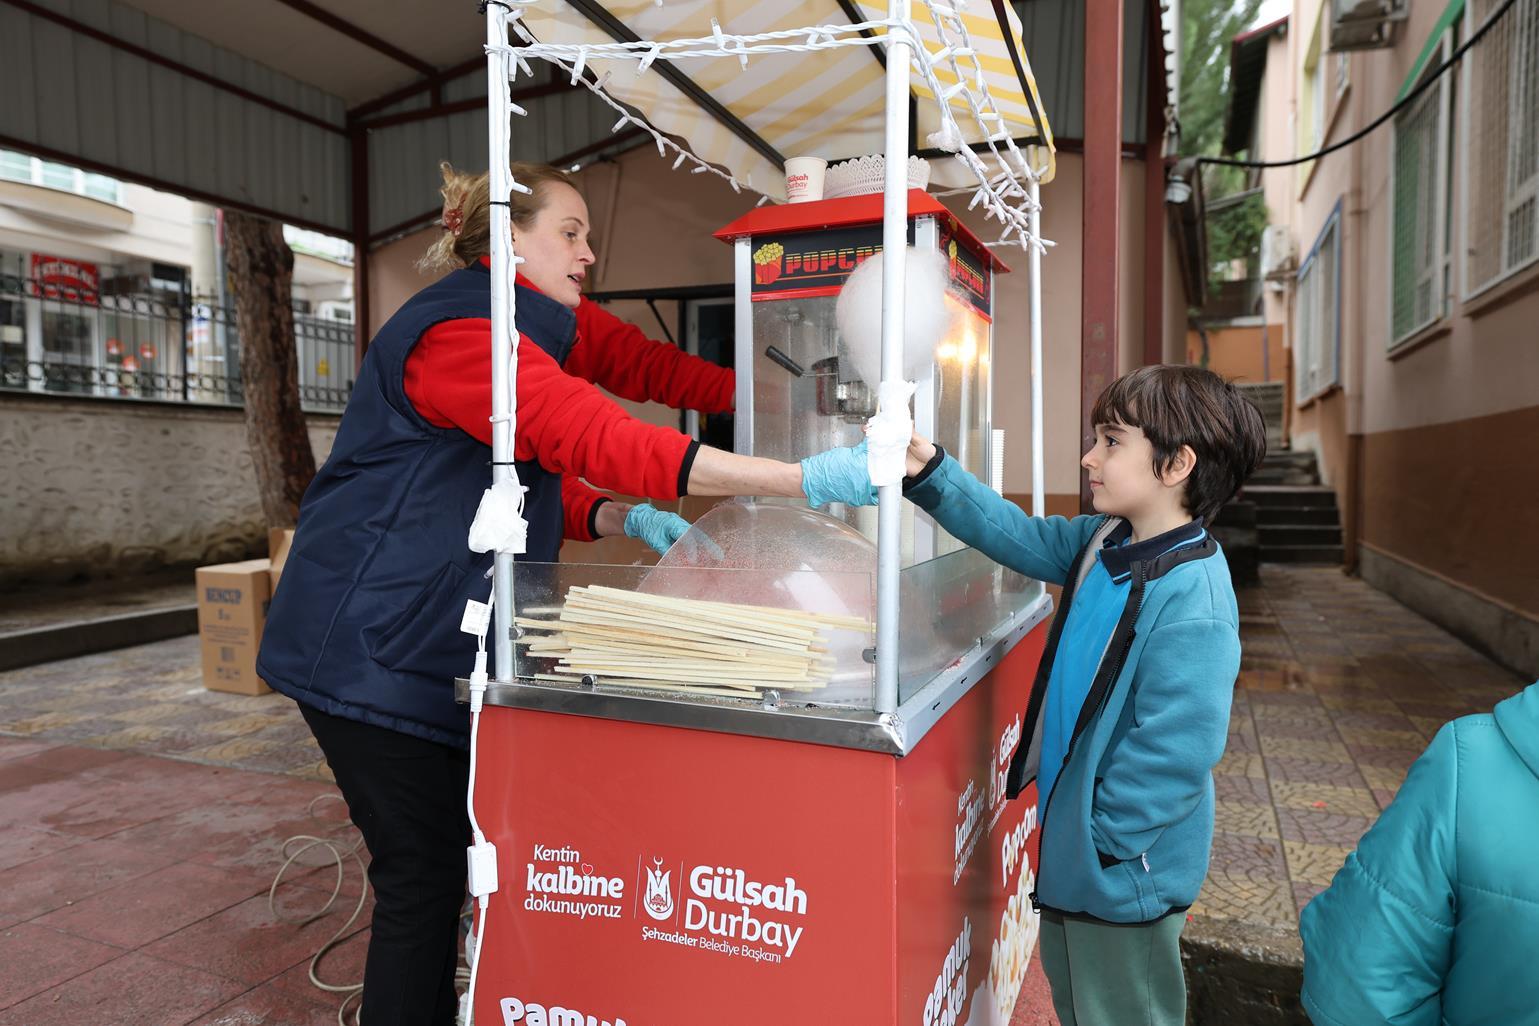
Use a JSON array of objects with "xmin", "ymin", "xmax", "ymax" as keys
[
  {"xmin": 906, "ymin": 453, "xmax": 1241, "ymax": 922},
  {"xmin": 1299, "ymin": 682, "xmax": 1539, "ymax": 1026}
]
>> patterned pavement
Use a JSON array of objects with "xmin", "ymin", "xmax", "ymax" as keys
[
  {"xmin": 0, "ymin": 636, "xmax": 331, "ymax": 782},
  {"xmin": 1193, "ymin": 566, "xmax": 1525, "ymax": 934}
]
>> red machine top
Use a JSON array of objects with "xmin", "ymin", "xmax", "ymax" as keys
[{"xmin": 714, "ymin": 189, "xmax": 1010, "ymax": 274}]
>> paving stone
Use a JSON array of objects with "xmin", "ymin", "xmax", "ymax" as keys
[
  {"xmin": 0, "ymin": 950, "xmax": 245, "ymax": 1026},
  {"xmin": 1281, "ymin": 841, "xmax": 1353, "ymax": 887}
]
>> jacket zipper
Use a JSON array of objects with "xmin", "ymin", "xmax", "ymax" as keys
[{"xmin": 1030, "ymin": 559, "xmax": 1149, "ymax": 914}]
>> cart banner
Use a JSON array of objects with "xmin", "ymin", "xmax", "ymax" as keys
[
  {"xmin": 895, "ymin": 631, "xmax": 1042, "ymax": 1026},
  {"xmin": 749, "ymin": 222, "xmax": 914, "ymax": 301},
  {"xmin": 471, "ymin": 627, "xmax": 1044, "ymax": 1025},
  {"xmin": 472, "ymin": 708, "xmax": 900, "ymax": 1024}
]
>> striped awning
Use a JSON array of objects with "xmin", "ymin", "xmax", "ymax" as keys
[{"xmin": 512, "ymin": 1, "xmax": 1056, "ymax": 201}]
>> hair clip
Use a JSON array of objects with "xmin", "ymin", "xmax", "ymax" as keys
[{"xmin": 443, "ymin": 205, "xmax": 465, "ymax": 237}]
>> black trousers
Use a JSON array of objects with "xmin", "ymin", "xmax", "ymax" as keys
[{"xmin": 301, "ymin": 704, "xmax": 470, "ymax": 1026}]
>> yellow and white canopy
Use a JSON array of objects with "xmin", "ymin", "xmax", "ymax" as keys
[{"xmin": 512, "ymin": 0, "xmax": 1056, "ymax": 199}]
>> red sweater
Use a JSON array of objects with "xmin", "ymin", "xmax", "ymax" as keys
[{"xmin": 403, "ymin": 270, "xmax": 733, "ymax": 542}]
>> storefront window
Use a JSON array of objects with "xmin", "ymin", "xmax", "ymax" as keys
[{"xmin": 40, "ymin": 306, "xmax": 95, "ymax": 395}]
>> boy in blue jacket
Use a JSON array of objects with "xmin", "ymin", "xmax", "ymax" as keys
[{"xmin": 834, "ymin": 365, "xmax": 1265, "ymax": 1025}]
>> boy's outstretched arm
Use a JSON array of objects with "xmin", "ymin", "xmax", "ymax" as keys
[
  {"xmin": 903, "ymin": 435, "xmax": 1100, "ymax": 587},
  {"xmin": 1089, "ymin": 616, "xmax": 1239, "ymax": 859}
]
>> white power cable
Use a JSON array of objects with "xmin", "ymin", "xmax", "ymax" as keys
[
  {"xmin": 269, "ymin": 793, "xmax": 370, "ymax": 1026},
  {"xmin": 458, "ymin": 584, "xmax": 497, "ymax": 1026}
]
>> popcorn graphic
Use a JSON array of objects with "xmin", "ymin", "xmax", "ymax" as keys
[{"xmin": 753, "ymin": 241, "xmax": 785, "ymax": 285}]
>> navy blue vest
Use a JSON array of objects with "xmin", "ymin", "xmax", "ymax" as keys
[{"xmin": 256, "ymin": 264, "xmax": 576, "ymax": 747}]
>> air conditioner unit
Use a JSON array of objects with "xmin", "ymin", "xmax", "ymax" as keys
[
  {"xmin": 1260, "ymin": 225, "xmax": 1296, "ymax": 279},
  {"xmin": 317, "ymin": 301, "xmax": 354, "ymax": 323},
  {"xmin": 1330, "ymin": 0, "xmax": 1408, "ymax": 51}
]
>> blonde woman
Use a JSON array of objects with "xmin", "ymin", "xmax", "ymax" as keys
[{"xmin": 256, "ymin": 163, "xmax": 871, "ymax": 1025}]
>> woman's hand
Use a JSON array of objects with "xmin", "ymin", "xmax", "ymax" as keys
[
  {"xmin": 622, "ymin": 503, "xmax": 692, "ymax": 555},
  {"xmin": 800, "ymin": 441, "xmax": 878, "ymax": 507},
  {"xmin": 907, "ymin": 432, "xmax": 937, "ymax": 478}
]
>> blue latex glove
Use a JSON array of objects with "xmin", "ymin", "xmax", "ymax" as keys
[
  {"xmin": 800, "ymin": 440, "xmax": 879, "ymax": 508},
  {"xmin": 623, "ymin": 503, "xmax": 691, "ymax": 555}
]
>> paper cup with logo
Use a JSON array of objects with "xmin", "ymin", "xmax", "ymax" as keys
[{"xmin": 784, "ymin": 157, "xmax": 827, "ymax": 203}]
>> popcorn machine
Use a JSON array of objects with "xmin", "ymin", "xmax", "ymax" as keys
[{"xmin": 717, "ymin": 189, "xmax": 1007, "ymax": 566}]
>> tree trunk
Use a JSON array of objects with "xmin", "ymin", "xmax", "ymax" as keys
[{"xmin": 223, "ymin": 211, "xmax": 316, "ymax": 528}]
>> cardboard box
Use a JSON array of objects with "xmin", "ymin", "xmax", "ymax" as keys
[
  {"xmin": 196, "ymin": 559, "xmax": 272, "ymax": 696},
  {"xmin": 268, "ymin": 528, "xmax": 295, "ymax": 593}
]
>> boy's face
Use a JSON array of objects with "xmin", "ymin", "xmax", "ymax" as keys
[{"xmin": 1080, "ymin": 421, "xmax": 1185, "ymax": 521}]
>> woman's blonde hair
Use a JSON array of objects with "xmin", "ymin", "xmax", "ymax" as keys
[{"xmin": 417, "ymin": 161, "xmax": 578, "ymax": 274}]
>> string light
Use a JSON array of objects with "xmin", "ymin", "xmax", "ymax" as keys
[{"xmin": 483, "ymin": 2, "xmax": 1058, "ymax": 254}]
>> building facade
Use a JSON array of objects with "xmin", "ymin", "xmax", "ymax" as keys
[
  {"xmin": 0, "ymin": 150, "xmax": 355, "ymax": 585},
  {"xmin": 1227, "ymin": 0, "xmax": 1539, "ymax": 676}
]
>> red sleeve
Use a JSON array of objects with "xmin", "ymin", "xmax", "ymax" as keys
[
  {"xmin": 561, "ymin": 475, "xmax": 611, "ymax": 543},
  {"xmin": 404, "ymin": 317, "xmax": 697, "ymax": 500},
  {"xmin": 567, "ymin": 298, "xmax": 735, "ymax": 413}
]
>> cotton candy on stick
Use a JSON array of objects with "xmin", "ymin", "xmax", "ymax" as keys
[
  {"xmin": 834, "ymin": 246, "xmax": 955, "ymax": 390},
  {"xmin": 835, "ymin": 248, "xmax": 957, "ymax": 484}
]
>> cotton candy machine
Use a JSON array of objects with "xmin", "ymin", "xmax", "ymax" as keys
[{"xmin": 716, "ymin": 190, "xmax": 1005, "ymax": 565}]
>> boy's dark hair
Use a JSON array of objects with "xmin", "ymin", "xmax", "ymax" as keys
[{"xmin": 1091, "ymin": 365, "xmax": 1267, "ymax": 524}]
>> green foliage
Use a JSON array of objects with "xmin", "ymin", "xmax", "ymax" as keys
[
  {"xmin": 1180, "ymin": 0, "xmax": 1266, "ymax": 196},
  {"xmin": 1207, "ymin": 191, "xmax": 1269, "ymax": 281}
]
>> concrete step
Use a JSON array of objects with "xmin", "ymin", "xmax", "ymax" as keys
[
  {"xmin": 0, "ymin": 605, "xmax": 198, "ymax": 673},
  {"xmin": 1260, "ymin": 524, "xmax": 1343, "ymax": 546},
  {"xmin": 1257, "ymin": 505, "xmax": 1340, "ymax": 526},
  {"xmin": 1261, "ymin": 449, "xmax": 1319, "ymax": 467},
  {"xmin": 1262, "ymin": 544, "xmax": 1345, "ymax": 564},
  {"xmin": 1214, "ymin": 500, "xmax": 1258, "ymax": 529},
  {"xmin": 1248, "ymin": 468, "xmax": 1319, "ymax": 486},
  {"xmin": 1210, "ymin": 525, "xmax": 1259, "ymax": 586},
  {"xmin": 1244, "ymin": 485, "xmax": 1338, "ymax": 509}
]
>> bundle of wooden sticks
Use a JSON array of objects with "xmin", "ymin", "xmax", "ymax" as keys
[{"xmin": 513, "ymin": 585, "xmax": 870, "ymax": 698}]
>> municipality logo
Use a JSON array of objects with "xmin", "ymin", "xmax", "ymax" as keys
[{"xmin": 641, "ymin": 857, "xmax": 674, "ymax": 921}]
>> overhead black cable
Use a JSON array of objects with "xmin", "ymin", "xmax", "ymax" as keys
[{"xmin": 1196, "ymin": 0, "xmax": 1517, "ymax": 171}]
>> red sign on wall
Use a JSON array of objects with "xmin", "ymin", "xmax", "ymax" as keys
[{"xmin": 30, "ymin": 254, "xmax": 99, "ymax": 305}]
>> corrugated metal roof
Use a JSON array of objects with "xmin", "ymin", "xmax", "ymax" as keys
[
  {"xmin": 1011, "ymin": 0, "xmax": 1152, "ymax": 145},
  {"xmin": 367, "ymin": 83, "xmax": 624, "ymax": 239},
  {"xmin": 0, "ymin": 0, "xmax": 350, "ymax": 233},
  {"xmin": 1222, "ymin": 16, "xmax": 1288, "ymax": 155}
]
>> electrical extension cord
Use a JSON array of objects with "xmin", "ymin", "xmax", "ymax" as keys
[
  {"xmin": 268, "ymin": 793, "xmax": 370, "ymax": 1026},
  {"xmin": 460, "ymin": 639, "xmax": 499, "ymax": 1026}
]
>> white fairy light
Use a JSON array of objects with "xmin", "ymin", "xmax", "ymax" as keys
[{"xmin": 481, "ymin": 2, "xmax": 1056, "ymax": 251}]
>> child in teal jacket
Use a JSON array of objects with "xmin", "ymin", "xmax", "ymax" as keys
[
  {"xmin": 812, "ymin": 365, "xmax": 1266, "ymax": 1025},
  {"xmin": 1299, "ymin": 682, "xmax": 1539, "ymax": 1026}
]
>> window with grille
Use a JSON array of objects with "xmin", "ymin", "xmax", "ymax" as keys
[
  {"xmin": 1296, "ymin": 203, "xmax": 1342, "ymax": 401},
  {"xmin": 1465, "ymin": 0, "xmax": 1539, "ymax": 295},
  {"xmin": 1390, "ymin": 35, "xmax": 1453, "ymax": 347}
]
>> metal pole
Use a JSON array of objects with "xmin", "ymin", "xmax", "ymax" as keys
[
  {"xmin": 875, "ymin": 0, "xmax": 911, "ymax": 715},
  {"xmin": 487, "ymin": 4, "xmax": 518, "ymax": 681},
  {"xmin": 1029, "ymin": 178, "xmax": 1044, "ymax": 520}
]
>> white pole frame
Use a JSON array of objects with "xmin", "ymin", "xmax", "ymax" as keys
[
  {"xmin": 1029, "ymin": 178, "xmax": 1044, "ymax": 519},
  {"xmin": 488, "ymin": 3, "xmax": 520, "ymax": 681},
  {"xmin": 874, "ymin": 0, "xmax": 912, "ymax": 715}
]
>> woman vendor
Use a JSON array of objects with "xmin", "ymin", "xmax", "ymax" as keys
[{"xmin": 256, "ymin": 162, "xmax": 870, "ymax": 1026}]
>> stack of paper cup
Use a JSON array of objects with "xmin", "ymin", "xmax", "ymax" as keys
[{"xmin": 784, "ymin": 157, "xmax": 827, "ymax": 203}]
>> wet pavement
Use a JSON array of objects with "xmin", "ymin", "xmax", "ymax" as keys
[{"xmin": 0, "ymin": 565, "xmax": 1525, "ymax": 1023}]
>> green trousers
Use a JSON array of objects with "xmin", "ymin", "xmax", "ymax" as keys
[{"xmin": 1036, "ymin": 909, "xmax": 1187, "ymax": 1026}]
